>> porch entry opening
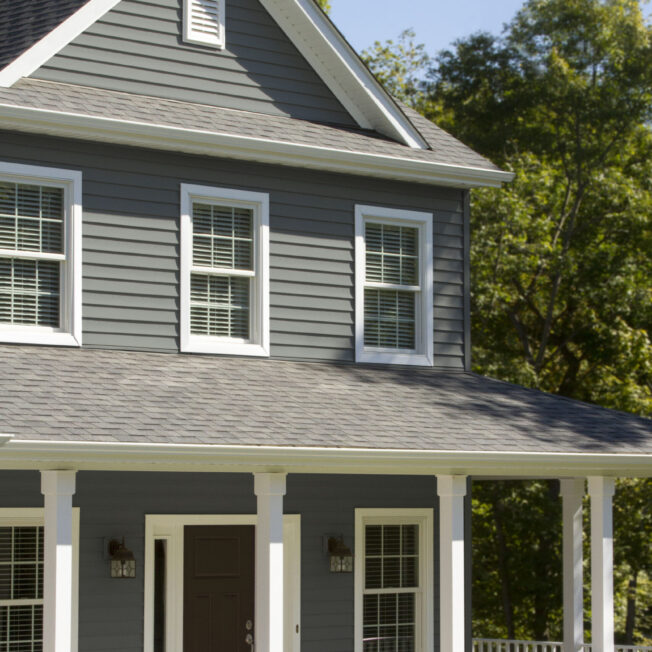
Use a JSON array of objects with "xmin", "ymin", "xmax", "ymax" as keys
[{"xmin": 183, "ymin": 525, "xmax": 255, "ymax": 652}]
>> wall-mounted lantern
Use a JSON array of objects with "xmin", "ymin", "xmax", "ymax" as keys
[
  {"xmin": 108, "ymin": 538, "xmax": 136, "ymax": 578},
  {"xmin": 328, "ymin": 536, "xmax": 353, "ymax": 573}
]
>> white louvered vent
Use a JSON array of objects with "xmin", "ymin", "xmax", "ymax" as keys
[{"xmin": 184, "ymin": 0, "xmax": 225, "ymax": 48}]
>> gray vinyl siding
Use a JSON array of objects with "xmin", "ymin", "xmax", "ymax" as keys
[
  {"xmin": 0, "ymin": 471, "xmax": 456, "ymax": 652},
  {"xmin": 29, "ymin": 0, "xmax": 356, "ymax": 126},
  {"xmin": 0, "ymin": 130, "xmax": 467, "ymax": 369}
]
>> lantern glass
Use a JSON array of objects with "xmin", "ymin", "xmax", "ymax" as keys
[
  {"xmin": 109, "ymin": 539, "xmax": 136, "ymax": 578},
  {"xmin": 328, "ymin": 537, "xmax": 353, "ymax": 573}
]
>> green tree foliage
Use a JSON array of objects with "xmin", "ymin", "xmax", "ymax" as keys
[
  {"xmin": 314, "ymin": 0, "xmax": 331, "ymax": 14},
  {"xmin": 361, "ymin": 29, "xmax": 430, "ymax": 107}
]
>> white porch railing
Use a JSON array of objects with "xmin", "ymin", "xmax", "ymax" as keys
[{"xmin": 473, "ymin": 639, "xmax": 652, "ymax": 652}]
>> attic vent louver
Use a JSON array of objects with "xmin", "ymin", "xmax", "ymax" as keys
[{"xmin": 183, "ymin": 0, "xmax": 225, "ymax": 48}]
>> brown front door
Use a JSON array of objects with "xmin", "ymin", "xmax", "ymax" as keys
[{"xmin": 184, "ymin": 525, "xmax": 255, "ymax": 652}]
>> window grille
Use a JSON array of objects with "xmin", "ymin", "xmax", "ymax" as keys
[
  {"xmin": 190, "ymin": 203, "xmax": 254, "ymax": 340},
  {"xmin": 364, "ymin": 223, "xmax": 419, "ymax": 350},
  {"xmin": 362, "ymin": 524, "xmax": 419, "ymax": 652},
  {"xmin": 0, "ymin": 183, "xmax": 64, "ymax": 329},
  {"xmin": 0, "ymin": 526, "xmax": 44, "ymax": 652}
]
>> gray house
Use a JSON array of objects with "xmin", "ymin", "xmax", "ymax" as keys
[{"xmin": 0, "ymin": 1, "xmax": 650, "ymax": 652}]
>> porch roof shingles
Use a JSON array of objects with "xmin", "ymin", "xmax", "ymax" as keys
[
  {"xmin": 0, "ymin": 79, "xmax": 499, "ymax": 171},
  {"xmin": 0, "ymin": 346, "xmax": 650, "ymax": 453}
]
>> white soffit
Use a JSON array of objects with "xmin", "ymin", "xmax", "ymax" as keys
[
  {"xmin": 0, "ymin": 0, "xmax": 123, "ymax": 88},
  {"xmin": 258, "ymin": 0, "xmax": 429, "ymax": 149}
]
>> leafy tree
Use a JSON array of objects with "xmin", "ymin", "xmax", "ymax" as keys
[{"xmin": 361, "ymin": 29, "xmax": 430, "ymax": 107}]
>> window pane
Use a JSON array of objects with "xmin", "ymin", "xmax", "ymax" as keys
[
  {"xmin": 365, "ymin": 524, "xmax": 419, "ymax": 590},
  {"xmin": 190, "ymin": 273, "xmax": 250, "ymax": 339},
  {"xmin": 192, "ymin": 203, "xmax": 253, "ymax": 270},
  {"xmin": 363, "ymin": 593, "xmax": 415, "ymax": 652},
  {"xmin": 0, "ymin": 183, "xmax": 63, "ymax": 254},
  {"xmin": 364, "ymin": 289, "xmax": 415, "ymax": 350},
  {"xmin": 0, "ymin": 259, "xmax": 60, "ymax": 327},
  {"xmin": 365, "ymin": 223, "xmax": 418, "ymax": 286}
]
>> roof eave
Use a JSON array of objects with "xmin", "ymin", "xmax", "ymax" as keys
[
  {"xmin": 1, "ymin": 438, "xmax": 650, "ymax": 477},
  {"xmin": 0, "ymin": 103, "xmax": 513, "ymax": 188}
]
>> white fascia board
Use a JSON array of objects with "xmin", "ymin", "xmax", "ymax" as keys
[
  {"xmin": 259, "ymin": 0, "xmax": 428, "ymax": 149},
  {"xmin": 1, "ymin": 439, "xmax": 650, "ymax": 477},
  {"xmin": 0, "ymin": 0, "xmax": 122, "ymax": 88},
  {"xmin": 0, "ymin": 103, "xmax": 513, "ymax": 188}
]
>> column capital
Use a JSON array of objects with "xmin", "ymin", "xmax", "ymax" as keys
[
  {"xmin": 560, "ymin": 478, "xmax": 585, "ymax": 498},
  {"xmin": 437, "ymin": 475, "xmax": 467, "ymax": 498},
  {"xmin": 254, "ymin": 472, "xmax": 287, "ymax": 497},
  {"xmin": 587, "ymin": 476, "xmax": 615, "ymax": 498},
  {"xmin": 41, "ymin": 470, "xmax": 76, "ymax": 496}
]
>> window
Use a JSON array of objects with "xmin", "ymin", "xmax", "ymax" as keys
[
  {"xmin": 183, "ymin": 0, "xmax": 225, "ymax": 48},
  {"xmin": 355, "ymin": 206, "xmax": 433, "ymax": 365},
  {"xmin": 180, "ymin": 185, "xmax": 269, "ymax": 356},
  {"xmin": 0, "ymin": 509, "xmax": 80, "ymax": 652},
  {"xmin": 355, "ymin": 509, "xmax": 433, "ymax": 652},
  {"xmin": 0, "ymin": 163, "xmax": 82, "ymax": 346}
]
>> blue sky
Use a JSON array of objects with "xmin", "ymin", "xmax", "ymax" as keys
[{"xmin": 330, "ymin": 0, "xmax": 526, "ymax": 58}]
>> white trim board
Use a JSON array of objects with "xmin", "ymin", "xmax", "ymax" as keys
[
  {"xmin": 354, "ymin": 508, "xmax": 434, "ymax": 652},
  {"xmin": 2, "ymin": 439, "xmax": 651, "ymax": 477},
  {"xmin": 0, "ymin": 508, "xmax": 81, "ymax": 652},
  {"xmin": 143, "ymin": 514, "xmax": 301, "ymax": 652},
  {"xmin": 0, "ymin": 0, "xmax": 122, "ymax": 87},
  {"xmin": 0, "ymin": 0, "xmax": 426, "ymax": 149},
  {"xmin": 0, "ymin": 103, "xmax": 513, "ymax": 188}
]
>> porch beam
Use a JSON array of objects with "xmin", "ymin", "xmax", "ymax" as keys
[
  {"xmin": 254, "ymin": 472, "xmax": 287, "ymax": 652},
  {"xmin": 437, "ymin": 475, "xmax": 467, "ymax": 652},
  {"xmin": 41, "ymin": 470, "xmax": 76, "ymax": 652},
  {"xmin": 588, "ymin": 476, "xmax": 615, "ymax": 652},
  {"xmin": 560, "ymin": 478, "xmax": 585, "ymax": 652}
]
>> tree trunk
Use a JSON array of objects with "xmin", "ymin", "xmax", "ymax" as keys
[{"xmin": 625, "ymin": 572, "xmax": 638, "ymax": 644}]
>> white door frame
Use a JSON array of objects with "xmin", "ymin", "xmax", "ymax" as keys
[{"xmin": 143, "ymin": 514, "xmax": 301, "ymax": 652}]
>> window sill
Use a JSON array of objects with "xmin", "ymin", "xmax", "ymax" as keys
[
  {"xmin": 356, "ymin": 349, "xmax": 433, "ymax": 366},
  {"xmin": 0, "ymin": 328, "xmax": 81, "ymax": 347},
  {"xmin": 182, "ymin": 337, "xmax": 270, "ymax": 357}
]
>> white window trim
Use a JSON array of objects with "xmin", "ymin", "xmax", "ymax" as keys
[
  {"xmin": 354, "ymin": 508, "xmax": 434, "ymax": 652},
  {"xmin": 180, "ymin": 184, "xmax": 270, "ymax": 357},
  {"xmin": 0, "ymin": 162, "xmax": 82, "ymax": 347},
  {"xmin": 143, "ymin": 513, "xmax": 301, "ymax": 652},
  {"xmin": 183, "ymin": 0, "xmax": 226, "ymax": 49},
  {"xmin": 0, "ymin": 508, "xmax": 81, "ymax": 652},
  {"xmin": 355, "ymin": 205, "xmax": 433, "ymax": 366}
]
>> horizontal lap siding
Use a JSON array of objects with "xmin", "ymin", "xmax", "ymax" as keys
[
  {"xmin": 0, "ymin": 471, "xmax": 443, "ymax": 652},
  {"xmin": 0, "ymin": 130, "xmax": 467, "ymax": 368},
  {"xmin": 30, "ymin": 0, "xmax": 355, "ymax": 125}
]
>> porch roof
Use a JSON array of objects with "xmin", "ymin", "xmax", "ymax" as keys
[{"xmin": 1, "ymin": 345, "xmax": 650, "ymax": 456}]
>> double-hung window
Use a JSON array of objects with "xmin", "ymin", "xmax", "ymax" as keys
[
  {"xmin": 0, "ymin": 163, "xmax": 81, "ymax": 346},
  {"xmin": 180, "ymin": 184, "xmax": 269, "ymax": 356},
  {"xmin": 0, "ymin": 508, "xmax": 80, "ymax": 652},
  {"xmin": 355, "ymin": 206, "xmax": 433, "ymax": 365},
  {"xmin": 355, "ymin": 509, "xmax": 434, "ymax": 652}
]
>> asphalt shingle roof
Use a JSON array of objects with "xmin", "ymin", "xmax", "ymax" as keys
[
  {"xmin": 1, "ymin": 345, "xmax": 650, "ymax": 453},
  {"xmin": 0, "ymin": 0, "xmax": 90, "ymax": 70},
  {"xmin": 0, "ymin": 79, "xmax": 500, "ymax": 171}
]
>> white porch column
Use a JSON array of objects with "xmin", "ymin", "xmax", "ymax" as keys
[
  {"xmin": 588, "ymin": 476, "xmax": 615, "ymax": 652},
  {"xmin": 40, "ymin": 470, "xmax": 76, "ymax": 652},
  {"xmin": 437, "ymin": 475, "xmax": 467, "ymax": 652},
  {"xmin": 560, "ymin": 479, "xmax": 585, "ymax": 652},
  {"xmin": 254, "ymin": 473, "xmax": 286, "ymax": 652}
]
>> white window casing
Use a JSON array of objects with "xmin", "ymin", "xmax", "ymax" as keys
[
  {"xmin": 0, "ymin": 508, "xmax": 80, "ymax": 652},
  {"xmin": 183, "ymin": 0, "xmax": 225, "ymax": 49},
  {"xmin": 0, "ymin": 162, "xmax": 82, "ymax": 347},
  {"xmin": 180, "ymin": 184, "xmax": 270, "ymax": 357},
  {"xmin": 355, "ymin": 205, "xmax": 433, "ymax": 366},
  {"xmin": 354, "ymin": 508, "xmax": 434, "ymax": 652},
  {"xmin": 143, "ymin": 514, "xmax": 301, "ymax": 652}
]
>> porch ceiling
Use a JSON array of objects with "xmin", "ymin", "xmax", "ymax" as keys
[{"xmin": 0, "ymin": 346, "xmax": 650, "ymax": 468}]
